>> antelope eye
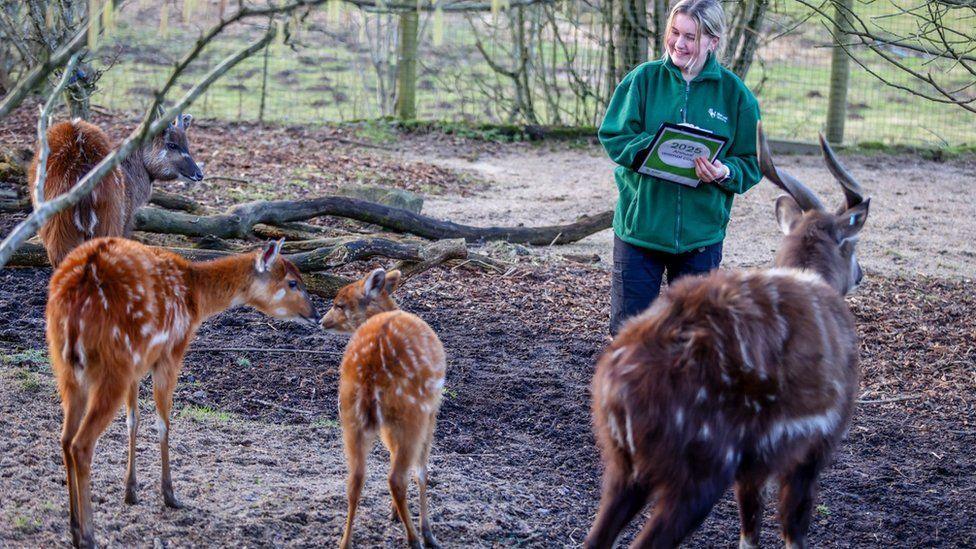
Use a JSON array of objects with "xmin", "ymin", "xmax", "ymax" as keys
[
  {"xmin": 288, "ymin": 280, "xmax": 298, "ymax": 289},
  {"xmin": 167, "ymin": 142, "xmax": 179, "ymax": 151}
]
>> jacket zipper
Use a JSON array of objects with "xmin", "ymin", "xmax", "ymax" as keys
[{"xmin": 676, "ymin": 80, "xmax": 692, "ymax": 249}]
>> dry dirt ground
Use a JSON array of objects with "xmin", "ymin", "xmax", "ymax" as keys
[{"xmin": 1, "ymin": 112, "xmax": 974, "ymax": 547}]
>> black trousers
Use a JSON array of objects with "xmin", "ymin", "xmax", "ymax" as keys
[{"xmin": 609, "ymin": 235, "xmax": 723, "ymax": 336}]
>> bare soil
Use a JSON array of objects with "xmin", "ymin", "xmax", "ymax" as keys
[{"xmin": 1, "ymin": 111, "xmax": 974, "ymax": 547}]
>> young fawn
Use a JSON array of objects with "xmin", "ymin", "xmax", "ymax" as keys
[
  {"xmin": 320, "ymin": 268, "xmax": 446, "ymax": 549},
  {"xmin": 47, "ymin": 237, "xmax": 316, "ymax": 548},
  {"xmin": 586, "ymin": 123, "xmax": 871, "ymax": 549},
  {"xmin": 29, "ymin": 111, "xmax": 203, "ymax": 266}
]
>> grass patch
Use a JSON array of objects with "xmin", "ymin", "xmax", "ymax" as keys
[
  {"xmin": 10, "ymin": 513, "xmax": 41, "ymax": 534},
  {"xmin": 14, "ymin": 369, "xmax": 44, "ymax": 392},
  {"xmin": 1, "ymin": 349, "xmax": 49, "ymax": 366},
  {"xmin": 312, "ymin": 418, "xmax": 341, "ymax": 429},
  {"xmin": 179, "ymin": 405, "xmax": 233, "ymax": 424}
]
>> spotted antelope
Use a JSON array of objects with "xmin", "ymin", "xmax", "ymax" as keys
[
  {"xmin": 586, "ymin": 122, "xmax": 871, "ymax": 549},
  {"xmin": 320, "ymin": 268, "xmax": 446, "ymax": 549},
  {"xmin": 47, "ymin": 237, "xmax": 316, "ymax": 548}
]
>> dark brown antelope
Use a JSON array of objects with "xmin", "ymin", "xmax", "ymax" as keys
[
  {"xmin": 320, "ymin": 268, "xmax": 446, "ymax": 549},
  {"xmin": 29, "ymin": 109, "xmax": 203, "ymax": 266},
  {"xmin": 48, "ymin": 237, "xmax": 316, "ymax": 548},
  {"xmin": 586, "ymin": 122, "xmax": 870, "ymax": 549}
]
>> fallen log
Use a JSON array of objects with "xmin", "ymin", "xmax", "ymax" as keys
[
  {"xmin": 0, "ymin": 197, "xmax": 29, "ymax": 213},
  {"xmin": 150, "ymin": 189, "xmax": 206, "ymax": 214},
  {"xmin": 6, "ymin": 238, "xmax": 468, "ymax": 297},
  {"xmin": 134, "ymin": 196, "xmax": 613, "ymax": 245}
]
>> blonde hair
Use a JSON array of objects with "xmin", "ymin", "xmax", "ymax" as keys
[{"xmin": 663, "ymin": 0, "xmax": 727, "ymax": 74}]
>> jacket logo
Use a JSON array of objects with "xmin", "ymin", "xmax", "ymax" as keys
[{"xmin": 708, "ymin": 108, "xmax": 729, "ymax": 123}]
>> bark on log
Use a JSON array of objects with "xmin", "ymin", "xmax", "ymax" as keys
[
  {"xmin": 0, "ymin": 197, "xmax": 29, "ymax": 213},
  {"xmin": 134, "ymin": 197, "xmax": 612, "ymax": 245},
  {"xmin": 6, "ymin": 238, "xmax": 468, "ymax": 297},
  {"xmin": 150, "ymin": 190, "xmax": 206, "ymax": 214}
]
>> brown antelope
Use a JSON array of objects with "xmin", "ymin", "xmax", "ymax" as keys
[
  {"xmin": 47, "ymin": 237, "xmax": 316, "ymax": 548},
  {"xmin": 29, "ymin": 110, "xmax": 203, "ymax": 266},
  {"xmin": 320, "ymin": 268, "xmax": 446, "ymax": 549},
  {"xmin": 586, "ymin": 122, "xmax": 870, "ymax": 549}
]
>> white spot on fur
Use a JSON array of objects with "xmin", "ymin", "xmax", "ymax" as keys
[
  {"xmin": 149, "ymin": 331, "xmax": 169, "ymax": 348},
  {"xmin": 126, "ymin": 408, "xmax": 137, "ymax": 431},
  {"xmin": 695, "ymin": 387, "xmax": 707, "ymax": 404},
  {"xmin": 272, "ymin": 289, "xmax": 286, "ymax": 302},
  {"xmin": 617, "ymin": 363, "xmax": 638, "ymax": 375},
  {"xmin": 624, "ymin": 413, "xmax": 637, "ymax": 454},
  {"xmin": 155, "ymin": 416, "xmax": 167, "ymax": 438},
  {"xmin": 699, "ymin": 423, "xmax": 711, "ymax": 440},
  {"xmin": 674, "ymin": 407, "xmax": 685, "ymax": 428},
  {"xmin": 607, "ymin": 414, "xmax": 626, "ymax": 450},
  {"xmin": 765, "ymin": 267, "xmax": 827, "ymax": 287},
  {"xmin": 762, "ymin": 410, "xmax": 841, "ymax": 452},
  {"xmin": 274, "ymin": 307, "xmax": 288, "ymax": 316}
]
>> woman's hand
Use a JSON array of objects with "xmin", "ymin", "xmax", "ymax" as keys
[{"xmin": 694, "ymin": 156, "xmax": 730, "ymax": 183}]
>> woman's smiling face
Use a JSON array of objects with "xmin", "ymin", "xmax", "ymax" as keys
[{"xmin": 666, "ymin": 13, "xmax": 716, "ymax": 72}]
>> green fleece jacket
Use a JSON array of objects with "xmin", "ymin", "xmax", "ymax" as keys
[{"xmin": 599, "ymin": 53, "xmax": 761, "ymax": 254}]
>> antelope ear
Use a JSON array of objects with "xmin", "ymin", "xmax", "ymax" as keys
[
  {"xmin": 835, "ymin": 197, "xmax": 870, "ymax": 243},
  {"xmin": 775, "ymin": 194, "xmax": 803, "ymax": 235},
  {"xmin": 384, "ymin": 269, "xmax": 402, "ymax": 294},
  {"xmin": 180, "ymin": 113, "xmax": 193, "ymax": 130},
  {"xmin": 363, "ymin": 268, "xmax": 386, "ymax": 300},
  {"xmin": 256, "ymin": 238, "xmax": 284, "ymax": 273}
]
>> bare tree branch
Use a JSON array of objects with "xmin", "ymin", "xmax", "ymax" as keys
[{"xmin": 0, "ymin": 24, "xmax": 278, "ymax": 268}]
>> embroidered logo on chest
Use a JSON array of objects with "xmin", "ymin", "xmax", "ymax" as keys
[{"xmin": 708, "ymin": 108, "xmax": 729, "ymax": 123}]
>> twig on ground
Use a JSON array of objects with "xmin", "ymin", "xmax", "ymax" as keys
[
  {"xmin": 186, "ymin": 346, "xmax": 342, "ymax": 356},
  {"xmin": 856, "ymin": 394, "xmax": 926, "ymax": 405},
  {"xmin": 252, "ymin": 398, "xmax": 317, "ymax": 415}
]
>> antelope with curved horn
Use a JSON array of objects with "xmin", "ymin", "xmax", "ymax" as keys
[{"xmin": 586, "ymin": 122, "xmax": 870, "ymax": 548}]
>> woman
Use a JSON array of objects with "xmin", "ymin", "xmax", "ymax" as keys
[{"xmin": 600, "ymin": 0, "xmax": 762, "ymax": 335}]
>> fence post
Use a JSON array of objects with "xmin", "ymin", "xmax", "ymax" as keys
[
  {"xmin": 396, "ymin": 9, "xmax": 419, "ymax": 120},
  {"xmin": 826, "ymin": 0, "xmax": 853, "ymax": 144}
]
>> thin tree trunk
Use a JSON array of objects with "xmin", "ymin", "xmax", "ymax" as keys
[
  {"xmin": 731, "ymin": 0, "xmax": 768, "ymax": 79},
  {"xmin": 826, "ymin": 0, "xmax": 853, "ymax": 144},
  {"xmin": 395, "ymin": 8, "xmax": 419, "ymax": 120},
  {"xmin": 616, "ymin": 0, "xmax": 648, "ymax": 80}
]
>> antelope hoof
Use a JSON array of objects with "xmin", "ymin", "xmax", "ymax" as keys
[
  {"xmin": 75, "ymin": 531, "xmax": 97, "ymax": 549},
  {"xmin": 124, "ymin": 486, "xmax": 139, "ymax": 505},
  {"xmin": 423, "ymin": 532, "xmax": 440, "ymax": 549},
  {"xmin": 162, "ymin": 491, "xmax": 184, "ymax": 509},
  {"xmin": 390, "ymin": 504, "xmax": 400, "ymax": 523},
  {"xmin": 409, "ymin": 540, "xmax": 422, "ymax": 549}
]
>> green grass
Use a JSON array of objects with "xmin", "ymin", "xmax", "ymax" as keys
[
  {"xmin": 2, "ymin": 349, "xmax": 52, "ymax": 393},
  {"xmin": 1, "ymin": 349, "xmax": 49, "ymax": 366},
  {"xmin": 10, "ymin": 514, "xmax": 41, "ymax": 534},
  {"xmin": 312, "ymin": 418, "xmax": 341, "ymax": 429},
  {"xmin": 178, "ymin": 404, "xmax": 234, "ymax": 423},
  {"xmin": 89, "ymin": 4, "xmax": 973, "ymax": 147}
]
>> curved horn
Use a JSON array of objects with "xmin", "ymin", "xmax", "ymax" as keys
[
  {"xmin": 818, "ymin": 132, "xmax": 864, "ymax": 209},
  {"xmin": 756, "ymin": 121, "xmax": 825, "ymax": 211}
]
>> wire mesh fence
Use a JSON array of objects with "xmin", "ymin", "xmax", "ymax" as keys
[{"xmin": 91, "ymin": 0, "xmax": 974, "ymax": 147}]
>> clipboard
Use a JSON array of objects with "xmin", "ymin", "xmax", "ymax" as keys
[{"xmin": 634, "ymin": 123, "xmax": 729, "ymax": 187}]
